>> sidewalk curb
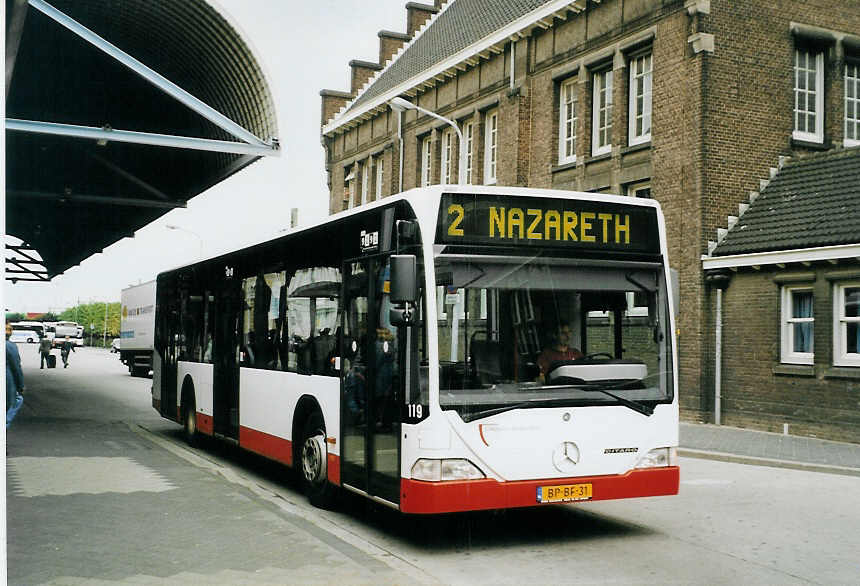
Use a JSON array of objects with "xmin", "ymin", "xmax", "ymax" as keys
[{"xmin": 679, "ymin": 448, "xmax": 860, "ymax": 478}]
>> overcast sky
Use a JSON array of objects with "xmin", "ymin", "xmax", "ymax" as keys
[{"xmin": 3, "ymin": 0, "xmax": 407, "ymax": 314}]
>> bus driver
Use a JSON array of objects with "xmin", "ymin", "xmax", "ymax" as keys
[{"xmin": 537, "ymin": 322, "xmax": 583, "ymax": 382}]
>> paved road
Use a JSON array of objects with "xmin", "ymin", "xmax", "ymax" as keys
[{"xmin": 6, "ymin": 343, "xmax": 860, "ymax": 584}]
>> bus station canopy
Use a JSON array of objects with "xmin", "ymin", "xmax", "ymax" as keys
[{"xmin": 5, "ymin": 0, "xmax": 279, "ymax": 281}]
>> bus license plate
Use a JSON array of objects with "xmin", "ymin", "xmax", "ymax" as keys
[{"xmin": 537, "ymin": 483, "xmax": 593, "ymax": 503}]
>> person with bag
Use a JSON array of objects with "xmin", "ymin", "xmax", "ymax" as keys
[
  {"xmin": 38, "ymin": 335, "xmax": 53, "ymax": 368},
  {"xmin": 60, "ymin": 335, "xmax": 76, "ymax": 368}
]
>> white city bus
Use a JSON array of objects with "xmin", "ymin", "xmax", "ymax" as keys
[
  {"xmin": 9, "ymin": 321, "xmax": 46, "ymax": 343},
  {"xmin": 49, "ymin": 321, "xmax": 84, "ymax": 347},
  {"xmin": 152, "ymin": 185, "xmax": 678, "ymax": 513}
]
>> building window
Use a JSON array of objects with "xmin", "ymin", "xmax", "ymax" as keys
[
  {"xmin": 781, "ymin": 286, "xmax": 814, "ymax": 364},
  {"xmin": 833, "ymin": 282, "xmax": 860, "ymax": 367},
  {"xmin": 464, "ymin": 121, "xmax": 474, "ymax": 184},
  {"xmin": 344, "ymin": 166, "xmax": 356, "ymax": 209},
  {"xmin": 558, "ymin": 77, "xmax": 578, "ymax": 164},
  {"xmin": 440, "ymin": 128, "xmax": 453, "ymax": 184},
  {"xmin": 793, "ymin": 48, "xmax": 824, "ymax": 143},
  {"xmin": 374, "ymin": 156, "xmax": 384, "ymax": 199},
  {"xmin": 420, "ymin": 135, "xmax": 432, "ymax": 187},
  {"xmin": 846, "ymin": 62, "xmax": 860, "ymax": 147},
  {"xmin": 484, "ymin": 108, "xmax": 498, "ymax": 185},
  {"xmin": 592, "ymin": 68, "xmax": 613, "ymax": 156},
  {"xmin": 359, "ymin": 161, "xmax": 368, "ymax": 206},
  {"xmin": 625, "ymin": 182, "xmax": 651, "ymax": 198},
  {"xmin": 628, "ymin": 52, "xmax": 652, "ymax": 145}
]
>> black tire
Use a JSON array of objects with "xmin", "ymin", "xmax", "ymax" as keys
[
  {"xmin": 183, "ymin": 398, "xmax": 198, "ymax": 447},
  {"xmin": 300, "ymin": 412, "xmax": 336, "ymax": 508}
]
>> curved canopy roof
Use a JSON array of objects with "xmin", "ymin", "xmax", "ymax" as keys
[{"xmin": 5, "ymin": 0, "xmax": 279, "ymax": 280}]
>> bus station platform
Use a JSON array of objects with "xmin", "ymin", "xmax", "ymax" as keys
[{"xmin": 680, "ymin": 422, "xmax": 860, "ymax": 477}]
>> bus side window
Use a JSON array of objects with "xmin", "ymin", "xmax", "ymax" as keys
[
  {"xmin": 286, "ymin": 266, "xmax": 342, "ymax": 376},
  {"xmin": 241, "ymin": 271, "xmax": 285, "ymax": 370}
]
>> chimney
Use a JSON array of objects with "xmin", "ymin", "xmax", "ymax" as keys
[
  {"xmin": 349, "ymin": 60, "xmax": 384, "ymax": 95},
  {"xmin": 406, "ymin": 2, "xmax": 439, "ymax": 37},
  {"xmin": 378, "ymin": 30, "xmax": 411, "ymax": 65},
  {"xmin": 320, "ymin": 89, "xmax": 354, "ymax": 126}
]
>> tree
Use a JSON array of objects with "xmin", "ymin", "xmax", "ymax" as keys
[{"xmin": 5, "ymin": 312, "xmax": 25, "ymax": 323}]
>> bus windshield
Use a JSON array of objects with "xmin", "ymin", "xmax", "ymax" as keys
[{"xmin": 434, "ymin": 255, "xmax": 673, "ymax": 421}]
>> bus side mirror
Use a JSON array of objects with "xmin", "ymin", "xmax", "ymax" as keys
[{"xmin": 390, "ymin": 255, "xmax": 417, "ymax": 304}]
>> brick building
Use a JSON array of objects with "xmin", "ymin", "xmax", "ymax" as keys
[{"xmin": 320, "ymin": 0, "xmax": 860, "ymax": 441}]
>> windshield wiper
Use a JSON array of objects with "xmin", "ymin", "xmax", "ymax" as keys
[
  {"xmin": 458, "ymin": 397, "xmax": 579, "ymax": 422},
  {"xmin": 579, "ymin": 383, "xmax": 654, "ymax": 416}
]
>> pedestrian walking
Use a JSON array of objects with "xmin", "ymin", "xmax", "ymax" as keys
[
  {"xmin": 60, "ymin": 335, "xmax": 76, "ymax": 368},
  {"xmin": 6, "ymin": 324, "xmax": 25, "ymax": 428},
  {"xmin": 38, "ymin": 335, "xmax": 52, "ymax": 368}
]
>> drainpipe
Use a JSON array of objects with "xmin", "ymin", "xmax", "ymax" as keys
[{"xmin": 705, "ymin": 270, "xmax": 732, "ymax": 425}]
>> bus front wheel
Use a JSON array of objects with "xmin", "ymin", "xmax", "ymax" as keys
[
  {"xmin": 183, "ymin": 400, "xmax": 198, "ymax": 447},
  {"xmin": 300, "ymin": 412, "xmax": 336, "ymax": 508}
]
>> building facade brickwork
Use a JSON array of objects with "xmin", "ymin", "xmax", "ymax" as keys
[{"xmin": 320, "ymin": 0, "xmax": 860, "ymax": 441}]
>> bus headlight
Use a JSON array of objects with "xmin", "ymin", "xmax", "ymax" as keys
[
  {"xmin": 411, "ymin": 458, "xmax": 485, "ymax": 481},
  {"xmin": 635, "ymin": 447, "xmax": 678, "ymax": 468}
]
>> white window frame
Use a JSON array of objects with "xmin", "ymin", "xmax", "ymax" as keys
[
  {"xmin": 845, "ymin": 61, "xmax": 860, "ymax": 148},
  {"xmin": 781, "ymin": 285, "xmax": 814, "ymax": 365},
  {"xmin": 374, "ymin": 156, "xmax": 384, "ymax": 199},
  {"xmin": 558, "ymin": 77, "xmax": 578, "ymax": 164},
  {"xmin": 344, "ymin": 166, "xmax": 356, "ymax": 209},
  {"xmin": 484, "ymin": 108, "xmax": 498, "ymax": 185},
  {"xmin": 420, "ymin": 135, "xmax": 432, "ymax": 187},
  {"xmin": 626, "ymin": 182, "xmax": 651, "ymax": 199},
  {"xmin": 628, "ymin": 52, "xmax": 652, "ymax": 146},
  {"xmin": 440, "ymin": 128, "xmax": 453, "ymax": 184},
  {"xmin": 463, "ymin": 121, "xmax": 474, "ymax": 184},
  {"xmin": 833, "ymin": 281, "xmax": 860, "ymax": 367},
  {"xmin": 793, "ymin": 48, "xmax": 824, "ymax": 144},
  {"xmin": 359, "ymin": 160, "xmax": 368, "ymax": 206},
  {"xmin": 592, "ymin": 68, "xmax": 613, "ymax": 156}
]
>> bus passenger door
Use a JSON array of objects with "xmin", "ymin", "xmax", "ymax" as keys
[
  {"xmin": 340, "ymin": 257, "xmax": 401, "ymax": 505},
  {"xmin": 157, "ymin": 277, "xmax": 180, "ymax": 420},
  {"xmin": 213, "ymin": 278, "xmax": 242, "ymax": 439}
]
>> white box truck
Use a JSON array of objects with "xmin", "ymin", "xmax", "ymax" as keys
[{"xmin": 120, "ymin": 280, "xmax": 156, "ymax": 376}]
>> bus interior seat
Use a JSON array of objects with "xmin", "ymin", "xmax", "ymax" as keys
[
  {"xmin": 296, "ymin": 339, "xmax": 313, "ymax": 374},
  {"xmin": 471, "ymin": 339, "xmax": 504, "ymax": 385},
  {"xmin": 312, "ymin": 332, "xmax": 336, "ymax": 374}
]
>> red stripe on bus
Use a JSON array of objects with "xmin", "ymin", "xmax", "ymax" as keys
[
  {"xmin": 195, "ymin": 413, "xmax": 213, "ymax": 436},
  {"xmin": 399, "ymin": 466, "xmax": 679, "ymax": 514},
  {"xmin": 239, "ymin": 426, "xmax": 293, "ymax": 467},
  {"xmin": 327, "ymin": 453, "xmax": 340, "ymax": 485}
]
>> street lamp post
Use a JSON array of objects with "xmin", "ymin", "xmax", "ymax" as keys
[
  {"xmin": 165, "ymin": 224, "xmax": 203, "ymax": 259},
  {"xmin": 389, "ymin": 98, "xmax": 467, "ymax": 362},
  {"xmin": 388, "ymin": 97, "xmax": 466, "ymax": 185}
]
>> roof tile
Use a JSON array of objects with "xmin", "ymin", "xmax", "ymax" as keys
[{"xmin": 712, "ymin": 147, "xmax": 860, "ymax": 256}]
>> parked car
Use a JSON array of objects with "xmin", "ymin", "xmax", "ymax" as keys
[{"xmin": 110, "ymin": 338, "xmax": 121, "ymax": 353}]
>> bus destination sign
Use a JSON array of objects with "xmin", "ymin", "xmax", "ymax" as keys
[{"xmin": 436, "ymin": 193, "xmax": 660, "ymax": 254}]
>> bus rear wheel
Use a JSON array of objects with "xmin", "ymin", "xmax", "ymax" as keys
[{"xmin": 300, "ymin": 412, "xmax": 336, "ymax": 508}]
